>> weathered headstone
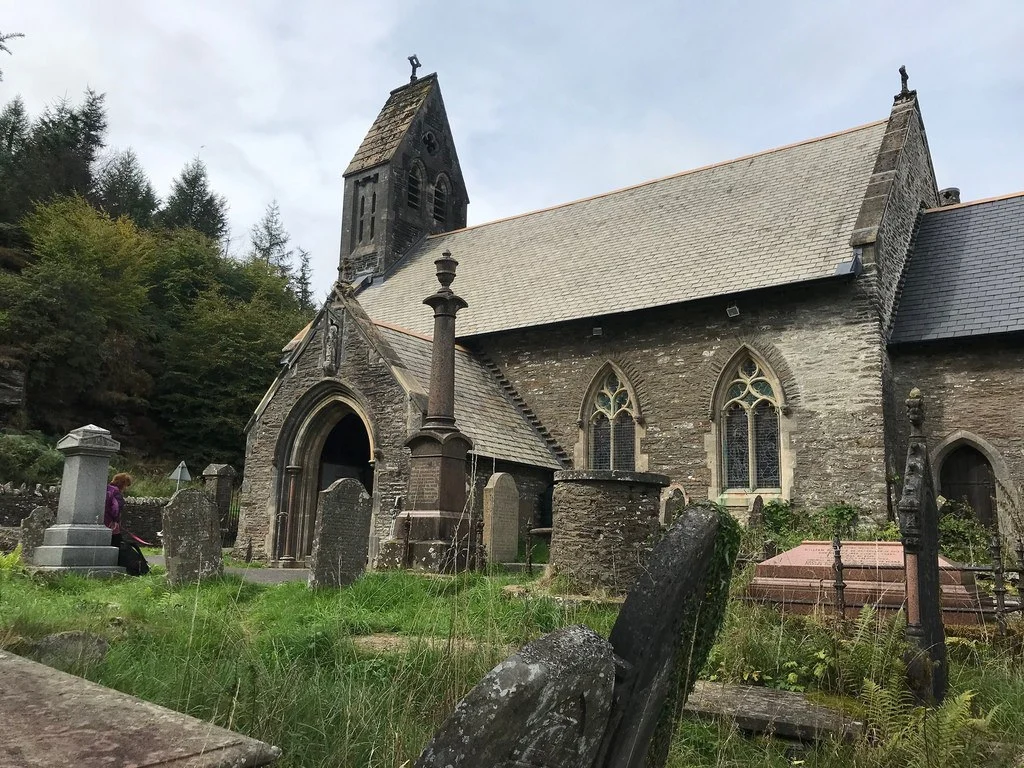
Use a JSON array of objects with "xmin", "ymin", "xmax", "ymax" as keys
[
  {"xmin": 307, "ymin": 478, "xmax": 372, "ymax": 589},
  {"xmin": 202, "ymin": 463, "xmax": 236, "ymax": 526},
  {"xmin": 19, "ymin": 505, "xmax": 55, "ymax": 560},
  {"xmin": 162, "ymin": 488, "xmax": 223, "ymax": 586},
  {"xmin": 483, "ymin": 472, "xmax": 519, "ymax": 564},
  {"xmin": 416, "ymin": 503, "xmax": 738, "ymax": 767},
  {"xmin": 897, "ymin": 388, "xmax": 947, "ymax": 703},
  {"xmin": 31, "ymin": 425, "xmax": 123, "ymax": 575},
  {"xmin": 661, "ymin": 486, "xmax": 687, "ymax": 526},
  {"xmin": 415, "ymin": 625, "xmax": 616, "ymax": 767}
]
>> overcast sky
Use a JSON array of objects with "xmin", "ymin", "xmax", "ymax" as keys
[{"xmin": 4, "ymin": 1, "xmax": 1023, "ymax": 298}]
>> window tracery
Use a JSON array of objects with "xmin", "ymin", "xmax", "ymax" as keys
[
  {"xmin": 588, "ymin": 369, "xmax": 637, "ymax": 471},
  {"xmin": 721, "ymin": 356, "xmax": 780, "ymax": 489}
]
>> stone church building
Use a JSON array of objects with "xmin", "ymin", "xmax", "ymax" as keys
[{"xmin": 236, "ymin": 68, "xmax": 1024, "ymax": 565}]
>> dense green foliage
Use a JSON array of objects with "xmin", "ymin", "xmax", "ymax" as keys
[
  {"xmin": 0, "ymin": 431, "xmax": 62, "ymax": 485},
  {"xmin": 0, "ymin": 87, "xmax": 315, "ymax": 468}
]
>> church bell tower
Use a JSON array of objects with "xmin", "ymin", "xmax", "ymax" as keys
[{"xmin": 339, "ymin": 56, "xmax": 469, "ymax": 279}]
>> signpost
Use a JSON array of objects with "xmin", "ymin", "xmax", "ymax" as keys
[{"xmin": 169, "ymin": 461, "xmax": 191, "ymax": 492}]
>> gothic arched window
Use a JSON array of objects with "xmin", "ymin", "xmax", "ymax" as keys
[
  {"xmin": 432, "ymin": 176, "xmax": 449, "ymax": 224},
  {"xmin": 408, "ymin": 165, "xmax": 423, "ymax": 210},
  {"xmin": 588, "ymin": 369, "xmax": 637, "ymax": 471},
  {"xmin": 721, "ymin": 356, "xmax": 780, "ymax": 489}
]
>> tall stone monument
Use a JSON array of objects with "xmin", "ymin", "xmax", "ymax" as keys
[
  {"xmin": 31, "ymin": 424, "xmax": 123, "ymax": 576},
  {"xmin": 379, "ymin": 251, "xmax": 474, "ymax": 572},
  {"xmin": 896, "ymin": 388, "xmax": 947, "ymax": 703}
]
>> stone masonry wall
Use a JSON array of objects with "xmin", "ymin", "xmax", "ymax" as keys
[
  {"xmin": 237, "ymin": 314, "xmax": 414, "ymax": 561},
  {"xmin": 891, "ymin": 340, "xmax": 1024, "ymax": 533},
  {"xmin": 549, "ymin": 470, "xmax": 667, "ymax": 593},
  {"xmin": 476, "ymin": 280, "xmax": 891, "ymax": 515}
]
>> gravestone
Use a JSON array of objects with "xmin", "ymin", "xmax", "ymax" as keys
[
  {"xmin": 415, "ymin": 625, "xmax": 616, "ymax": 767},
  {"xmin": 202, "ymin": 463, "xmax": 236, "ymax": 527},
  {"xmin": 416, "ymin": 502, "xmax": 738, "ymax": 767},
  {"xmin": 19, "ymin": 505, "xmax": 54, "ymax": 560},
  {"xmin": 661, "ymin": 487, "xmax": 687, "ymax": 525},
  {"xmin": 162, "ymin": 488, "xmax": 223, "ymax": 586},
  {"xmin": 307, "ymin": 478, "xmax": 372, "ymax": 589},
  {"xmin": 897, "ymin": 388, "xmax": 947, "ymax": 703},
  {"xmin": 483, "ymin": 473, "xmax": 519, "ymax": 564},
  {"xmin": 31, "ymin": 425, "xmax": 123, "ymax": 576}
]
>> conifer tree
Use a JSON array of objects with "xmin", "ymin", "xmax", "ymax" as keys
[
  {"xmin": 249, "ymin": 200, "xmax": 292, "ymax": 276},
  {"xmin": 0, "ymin": 31, "xmax": 23, "ymax": 82},
  {"xmin": 157, "ymin": 157, "xmax": 228, "ymax": 241},
  {"xmin": 295, "ymin": 247, "xmax": 314, "ymax": 311},
  {"xmin": 94, "ymin": 148, "xmax": 159, "ymax": 227}
]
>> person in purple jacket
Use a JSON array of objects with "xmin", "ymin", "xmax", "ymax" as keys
[{"xmin": 104, "ymin": 473, "xmax": 132, "ymax": 547}]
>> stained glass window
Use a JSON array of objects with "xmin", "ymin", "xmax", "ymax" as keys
[
  {"xmin": 588, "ymin": 368, "xmax": 637, "ymax": 471},
  {"xmin": 721, "ymin": 355, "xmax": 781, "ymax": 490}
]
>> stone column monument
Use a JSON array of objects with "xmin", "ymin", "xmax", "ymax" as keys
[
  {"xmin": 897, "ymin": 388, "xmax": 947, "ymax": 703},
  {"xmin": 31, "ymin": 424, "xmax": 123, "ymax": 576},
  {"xmin": 378, "ymin": 251, "xmax": 474, "ymax": 572},
  {"xmin": 202, "ymin": 463, "xmax": 236, "ymax": 525}
]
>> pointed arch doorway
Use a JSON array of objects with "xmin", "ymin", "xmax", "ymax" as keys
[
  {"xmin": 276, "ymin": 394, "xmax": 375, "ymax": 565},
  {"xmin": 939, "ymin": 444, "xmax": 996, "ymax": 529}
]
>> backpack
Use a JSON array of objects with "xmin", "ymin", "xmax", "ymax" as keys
[{"xmin": 118, "ymin": 539, "xmax": 150, "ymax": 576}]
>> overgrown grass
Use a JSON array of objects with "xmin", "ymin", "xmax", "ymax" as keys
[{"xmin": 2, "ymin": 556, "xmax": 1023, "ymax": 766}]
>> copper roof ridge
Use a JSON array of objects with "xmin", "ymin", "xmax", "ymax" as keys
[
  {"xmin": 425, "ymin": 118, "xmax": 890, "ymax": 239},
  {"xmin": 922, "ymin": 189, "xmax": 1024, "ymax": 214}
]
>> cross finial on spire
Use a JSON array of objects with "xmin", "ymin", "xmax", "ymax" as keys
[
  {"xmin": 408, "ymin": 54, "xmax": 421, "ymax": 83},
  {"xmin": 895, "ymin": 64, "xmax": 917, "ymax": 101}
]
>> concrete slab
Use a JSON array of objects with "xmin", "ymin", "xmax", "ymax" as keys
[
  {"xmin": 684, "ymin": 680, "xmax": 864, "ymax": 743},
  {"xmin": 0, "ymin": 650, "xmax": 281, "ymax": 767}
]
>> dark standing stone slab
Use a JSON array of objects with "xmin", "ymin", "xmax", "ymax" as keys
[
  {"xmin": 598, "ymin": 502, "xmax": 729, "ymax": 768},
  {"xmin": 415, "ymin": 625, "xmax": 616, "ymax": 768},
  {"xmin": 897, "ymin": 388, "xmax": 947, "ymax": 703},
  {"xmin": 307, "ymin": 478, "xmax": 372, "ymax": 589},
  {"xmin": 19, "ymin": 505, "xmax": 54, "ymax": 560},
  {"xmin": 162, "ymin": 488, "xmax": 223, "ymax": 586}
]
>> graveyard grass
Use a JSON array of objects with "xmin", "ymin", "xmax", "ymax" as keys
[{"xmin": 3, "ymin": 557, "xmax": 1024, "ymax": 767}]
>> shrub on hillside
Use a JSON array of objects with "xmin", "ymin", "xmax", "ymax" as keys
[{"xmin": 0, "ymin": 431, "xmax": 63, "ymax": 485}]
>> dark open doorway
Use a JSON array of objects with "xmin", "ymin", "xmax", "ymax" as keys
[
  {"xmin": 939, "ymin": 444, "xmax": 996, "ymax": 528},
  {"xmin": 318, "ymin": 412, "xmax": 374, "ymax": 495}
]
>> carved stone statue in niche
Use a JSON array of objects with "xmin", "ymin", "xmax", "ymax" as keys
[{"xmin": 322, "ymin": 316, "xmax": 341, "ymax": 376}]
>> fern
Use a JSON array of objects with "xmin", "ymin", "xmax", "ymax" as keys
[
  {"xmin": 860, "ymin": 679, "xmax": 993, "ymax": 767},
  {"xmin": 0, "ymin": 544, "xmax": 24, "ymax": 571}
]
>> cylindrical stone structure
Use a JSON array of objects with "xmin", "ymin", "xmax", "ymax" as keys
[
  {"xmin": 548, "ymin": 469, "xmax": 670, "ymax": 593},
  {"xmin": 422, "ymin": 251, "xmax": 467, "ymax": 433}
]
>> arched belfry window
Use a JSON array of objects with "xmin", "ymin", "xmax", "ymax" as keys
[
  {"xmin": 721, "ymin": 356, "xmax": 780, "ymax": 489},
  {"xmin": 588, "ymin": 368, "xmax": 637, "ymax": 471},
  {"xmin": 432, "ymin": 176, "xmax": 449, "ymax": 224},
  {"xmin": 408, "ymin": 164, "xmax": 423, "ymax": 210}
]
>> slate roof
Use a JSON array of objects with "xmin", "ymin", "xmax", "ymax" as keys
[
  {"xmin": 890, "ymin": 194, "xmax": 1024, "ymax": 344},
  {"xmin": 357, "ymin": 120, "xmax": 888, "ymax": 337},
  {"xmin": 375, "ymin": 323, "xmax": 562, "ymax": 469},
  {"xmin": 344, "ymin": 76, "xmax": 436, "ymax": 177}
]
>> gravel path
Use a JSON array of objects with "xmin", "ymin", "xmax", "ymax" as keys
[{"xmin": 146, "ymin": 555, "xmax": 309, "ymax": 584}]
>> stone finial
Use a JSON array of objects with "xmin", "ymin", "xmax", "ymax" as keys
[
  {"xmin": 408, "ymin": 54, "xmax": 421, "ymax": 83},
  {"xmin": 906, "ymin": 387, "xmax": 924, "ymax": 434},
  {"xmin": 340, "ymin": 256, "xmax": 354, "ymax": 285},
  {"xmin": 895, "ymin": 64, "xmax": 917, "ymax": 101},
  {"xmin": 434, "ymin": 250, "xmax": 458, "ymax": 292}
]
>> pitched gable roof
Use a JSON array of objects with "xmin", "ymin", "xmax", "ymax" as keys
[
  {"xmin": 345, "ymin": 75, "xmax": 436, "ymax": 177},
  {"xmin": 890, "ymin": 193, "xmax": 1024, "ymax": 344},
  {"xmin": 357, "ymin": 120, "xmax": 888, "ymax": 337},
  {"xmin": 375, "ymin": 323, "xmax": 562, "ymax": 469}
]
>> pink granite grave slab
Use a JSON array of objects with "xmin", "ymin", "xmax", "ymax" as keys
[{"xmin": 746, "ymin": 540, "xmax": 991, "ymax": 625}]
